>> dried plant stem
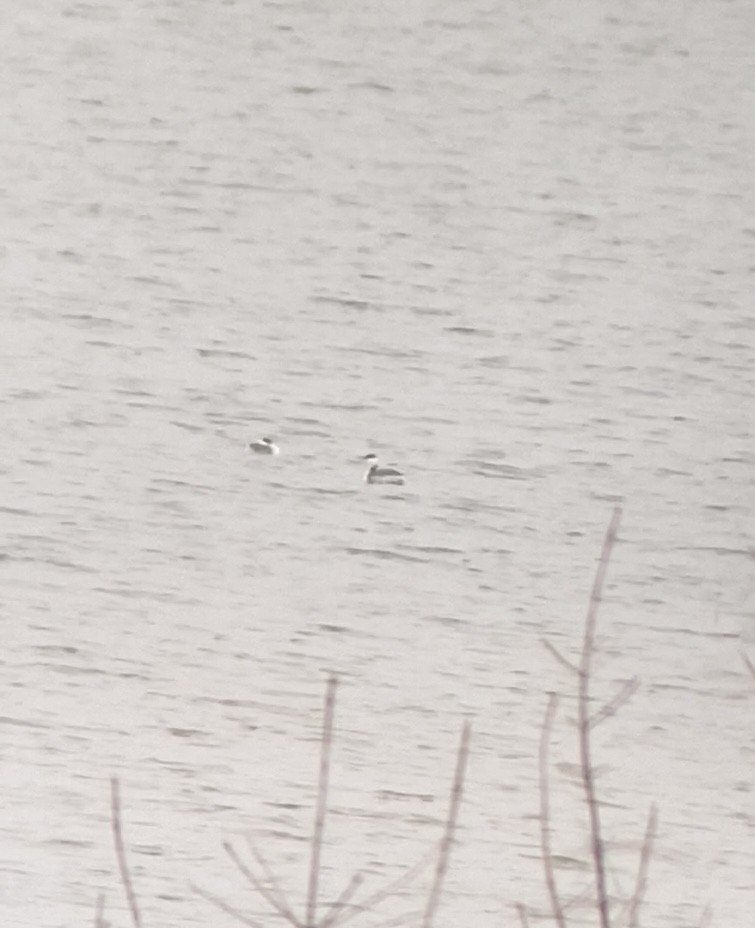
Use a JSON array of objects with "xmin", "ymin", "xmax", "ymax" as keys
[
  {"xmin": 94, "ymin": 894, "xmax": 107, "ymax": 928},
  {"xmin": 225, "ymin": 841, "xmax": 298, "ymax": 924},
  {"xmin": 318, "ymin": 872, "xmax": 364, "ymax": 928},
  {"xmin": 325, "ymin": 846, "xmax": 434, "ymax": 928},
  {"xmin": 192, "ymin": 884, "xmax": 267, "ymax": 928},
  {"xmin": 421, "ymin": 720, "xmax": 472, "ymax": 928},
  {"xmin": 589, "ymin": 677, "xmax": 640, "ymax": 729},
  {"xmin": 541, "ymin": 638, "xmax": 579, "ymax": 674},
  {"xmin": 200, "ymin": 678, "xmax": 467, "ymax": 928},
  {"xmin": 306, "ymin": 675, "xmax": 338, "ymax": 927},
  {"xmin": 539, "ymin": 693, "xmax": 567, "ymax": 928},
  {"xmin": 246, "ymin": 838, "xmax": 299, "ymax": 923},
  {"xmin": 577, "ymin": 507, "xmax": 621, "ymax": 928},
  {"xmin": 110, "ymin": 777, "xmax": 143, "ymax": 928},
  {"xmin": 626, "ymin": 804, "xmax": 657, "ymax": 928},
  {"xmin": 515, "ymin": 902, "xmax": 532, "ymax": 928}
]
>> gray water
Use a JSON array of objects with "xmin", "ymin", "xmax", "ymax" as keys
[{"xmin": 2, "ymin": 1, "xmax": 754, "ymax": 925}]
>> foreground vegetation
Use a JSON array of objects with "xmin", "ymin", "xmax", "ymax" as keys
[{"xmin": 96, "ymin": 509, "xmax": 750, "ymax": 927}]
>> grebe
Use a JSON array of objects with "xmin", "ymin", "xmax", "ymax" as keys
[
  {"xmin": 363, "ymin": 453, "xmax": 404, "ymax": 485},
  {"xmin": 249, "ymin": 437, "xmax": 279, "ymax": 455}
]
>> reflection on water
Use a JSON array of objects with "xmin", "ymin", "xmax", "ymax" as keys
[{"xmin": 2, "ymin": 0, "xmax": 754, "ymax": 925}]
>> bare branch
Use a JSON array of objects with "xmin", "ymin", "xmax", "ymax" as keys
[
  {"xmin": 590, "ymin": 678, "xmax": 640, "ymax": 729},
  {"xmin": 539, "ymin": 693, "xmax": 568, "ymax": 928},
  {"xmin": 542, "ymin": 638, "xmax": 580, "ymax": 675},
  {"xmin": 307, "ymin": 675, "xmax": 338, "ymax": 927},
  {"xmin": 225, "ymin": 841, "xmax": 300, "ymax": 925},
  {"xmin": 212, "ymin": 678, "xmax": 443, "ymax": 928},
  {"xmin": 110, "ymin": 778, "xmax": 142, "ymax": 928},
  {"xmin": 515, "ymin": 902, "xmax": 532, "ymax": 928},
  {"xmin": 743, "ymin": 652, "xmax": 755, "ymax": 685},
  {"xmin": 318, "ymin": 872, "xmax": 364, "ymax": 928},
  {"xmin": 626, "ymin": 804, "xmax": 657, "ymax": 928},
  {"xmin": 421, "ymin": 720, "xmax": 472, "ymax": 928},
  {"xmin": 578, "ymin": 506, "xmax": 622, "ymax": 928},
  {"xmin": 244, "ymin": 836, "xmax": 299, "ymax": 923},
  {"xmin": 193, "ymin": 883, "xmax": 270, "ymax": 928},
  {"xmin": 94, "ymin": 894, "xmax": 108, "ymax": 928},
  {"xmin": 326, "ymin": 848, "xmax": 435, "ymax": 928}
]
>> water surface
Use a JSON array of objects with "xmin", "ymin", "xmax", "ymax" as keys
[{"xmin": 2, "ymin": 1, "xmax": 754, "ymax": 925}]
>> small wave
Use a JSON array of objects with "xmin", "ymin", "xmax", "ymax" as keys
[
  {"xmin": 477, "ymin": 354, "xmax": 510, "ymax": 368},
  {"xmin": 150, "ymin": 477, "xmax": 214, "ymax": 492},
  {"xmin": 465, "ymin": 460, "xmax": 535, "ymax": 480},
  {"xmin": 344, "ymin": 547, "xmax": 428, "ymax": 563},
  {"xmin": 0, "ymin": 715, "xmax": 50, "ymax": 730},
  {"xmin": 196, "ymin": 348, "xmax": 255, "ymax": 360},
  {"xmin": 445, "ymin": 325, "xmax": 495, "ymax": 337},
  {"xmin": 170, "ymin": 420, "xmax": 204, "ymax": 432},
  {"xmin": 0, "ymin": 506, "xmax": 35, "ymax": 517},
  {"xmin": 312, "ymin": 295, "xmax": 372, "ymax": 311},
  {"xmin": 403, "ymin": 544, "xmax": 463, "ymax": 555}
]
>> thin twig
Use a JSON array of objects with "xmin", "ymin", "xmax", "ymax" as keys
[
  {"xmin": 318, "ymin": 872, "xmax": 364, "ymax": 928},
  {"xmin": 225, "ymin": 841, "xmax": 299, "ymax": 925},
  {"xmin": 94, "ymin": 894, "xmax": 107, "ymax": 928},
  {"xmin": 562, "ymin": 881, "xmax": 596, "ymax": 915},
  {"xmin": 421, "ymin": 720, "xmax": 472, "ymax": 928},
  {"xmin": 743, "ymin": 652, "xmax": 755, "ymax": 684},
  {"xmin": 110, "ymin": 777, "xmax": 143, "ymax": 928},
  {"xmin": 542, "ymin": 638, "xmax": 580, "ymax": 675},
  {"xmin": 245, "ymin": 836, "xmax": 299, "ymax": 923},
  {"xmin": 515, "ymin": 902, "xmax": 532, "ymax": 928},
  {"xmin": 326, "ymin": 847, "xmax": 435, "ymax": 928},
  {"xmin": 538, "ymin": 694, "xmax": 568, "ymax": 928},
  {"xmin": 192, "ymin": 883, "xmax": 269, "ymax": 928},
  {"xmin": 589, "ymin": 678, "xmax": 640, "ymax": 728},
  {"xmin": 578, "ymin": 507, "xmax": 622, "ymax": 928},
  {"xmin": 626, "ymin": 804, "xmax": 657, "ymax": 928},
  {"xmin": 204, "ymin": 679, "xmax": 471, "ymax": 928},
  {"xmin": 307, "ymin": 675, "xmax": 338, "ymax": 927}
]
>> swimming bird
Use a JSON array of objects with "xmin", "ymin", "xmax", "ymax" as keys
[
  {"xmin": 363, "ymin": 453, "xmax": 404, "ymax": 485},
  {"xmin": 249, "ymin": 437, "xmax": 279, "ymax": 455}
]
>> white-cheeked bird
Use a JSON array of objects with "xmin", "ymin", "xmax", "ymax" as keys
[
  {"xmin": 249, "ymin": 437, "xmax": 280, "ymax": 455},
  {"xmin": 363, "ymin": 453, "xmax": 404, "ymax": 485}
]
